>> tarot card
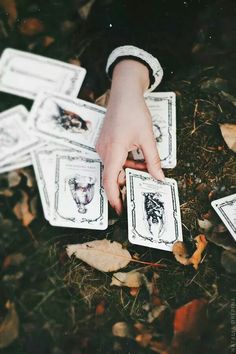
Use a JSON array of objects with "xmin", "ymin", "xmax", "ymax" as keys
[
  {"xmin": 0, "ymin": 153, "xmax": 32, "ymax": 174},
  {"xmin": 126, "ymin": 168, "xmax": 182, "ymax": 251},
  {"xmin": 211, "ymin": 194, "xmax": 236, "ymax": 241},
  {"xmin": 29, "ymin": 91, "xmax": 105, "ymax": 156},
  {"xmin": 49, "ymin": 151, "xmax": 108, "ymax": 230},
  {"xmin": 0, "ymin": 105, "xmax": 39, "ymax": 166},
  {"xmin": 0, "ymin": 48, "xmax": 86, "ymax": 100},
  {"xmin": 32, "ymin": 143, "xmax": 83, "ymax": 220},
  {"xmin": 133, "ymin": 92, "xmax": 176, "ymax": 168}
]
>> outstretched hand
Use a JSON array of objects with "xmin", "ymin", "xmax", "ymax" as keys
[{"xmin": 96, "ymin": 60, "xmax": 164, "ymax": 215}]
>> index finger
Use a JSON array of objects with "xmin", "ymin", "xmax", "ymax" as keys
[{"xmin": 102, "ymin": 143, "xmax": 127, "ymax": 215}]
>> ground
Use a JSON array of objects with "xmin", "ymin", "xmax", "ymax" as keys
[{"xmin": 0, "ymin": 1, "xmax": 235, "ymax": 354}]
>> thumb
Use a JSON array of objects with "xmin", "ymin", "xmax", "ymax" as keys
[{"xmin": 141, "ymin": 136, "xmax": 165, "ymax": 181}]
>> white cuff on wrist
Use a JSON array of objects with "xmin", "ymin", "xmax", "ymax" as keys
[{"xmin": 106, "ymin": 45, "xmax": 163, "ymax": 92}]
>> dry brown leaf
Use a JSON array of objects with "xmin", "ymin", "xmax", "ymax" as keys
[
  {"xmin": 190, "ymin": 234, "xmax": 208, "ymax": 270},
  {"xmin": 220, "ymin": 123, "xmax": 236, "ymax": 153},
  {"xmin": 0, "ymin": 302, "xmax": 19, "ymax": 349},
  {"xmin": 172, "ymin": 235, "xmax": 207, "ymax": 270},
  {"xmin": 112, "ymin": 322, "xmax": 131, "ymax": 338},
  {"xmin": 66, "ymin": 239, "xmax": 131, "ymax": 272},
  {"xmin": 8, "ymin": 171, "xmax": 21, "ymax": 187},
  {"xmin": 0, "ymin": 0, "xmax": 17, "ymax": 27},
  {"xmin": 173, "ymin": 298, "xmax": 208, "ymax": 337},
  {"xmin": 172, "ymin": 241, "xmax": 190, "ymax": 266},
  {"xmin": 136, "ymin": 333, "xmax": 153, "ymax": 348},
  {"xmin": 19, "ymin": 18, "xmax": 44, "ymax": 36},
  {"xmin": 3, "ymin": 253, "xmax": 25, "ymax": 269},
  {"xmin": 42, "ymin": 35, "xmax": 55, "ymax": 47},
  {"xmin": 95, "ymin": 300, "xmax": 106, "ymax": 315},
  {"xmin": 95, "ymin": 90, "xmax": 110, "ymax": 108},
  {"xmin": 111, "ymin": 271, "xmax": 144, "ymax": 288},
  {"xmin": 13, "ymin": 190, "xmax": 35, "ymax": 226}
]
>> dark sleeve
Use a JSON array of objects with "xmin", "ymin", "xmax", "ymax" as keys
[{"xmin": 80, "ymin": 0, "xmax": 206, "ymax": 90}]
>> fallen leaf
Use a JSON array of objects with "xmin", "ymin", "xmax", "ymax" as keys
[
  {"xmin": 8, "ymin": 171, "xmax": 21, "ymax": 187},
  {"xmin": 3, "ymin": 253, "xmax": 26, "ymax": 269},
  {"xmin": 197, "ymin": 218, "xmax": 213, "ymax": 232},
  {"xmin": 68, "ymin": 58, "xmax": 81, "ymax": 67},
  {"xmin": 42, "ymin": 35, "xmax": 55, "ymax": 47},
  {"xmin": 172, "ymin": 242, "xmax": 190, "ymax": 266},
  {"xmin": 111, "ymin": 271, "xmax": 144, "ymax": 288},
  {"xmin": 220, "ymin": 124, "xmax": 236, "ymax": 153},
  {"xmin": 173, "ymin": 298, "xmax": 208, "ymax": 337},
  {"xmin": 95, "ymin": 300, "xmax": 106, "ymax": 315},
  {"xmin": 0, "ymin": 302, "xmax": 19, "ymax": 349},
  {"xmin": 112, "ymin": 322, "xmax": 131, "ymax": 338},
  {"xmin": 95, "ymin": 90, "xmax": 110, "ymax": 108},
  {"xmin": 13, "ymin": 190, "xmax": 35, "ymax": 226},
  {"xmin": 147, "ymin": 305, "xmax": 167, "ymax": 323},
  {"xmin": 136, "ymin": 333, "xmax": 152, "ymax": 348},
  {"xmin": 0, "ymin": 188, "xmax": 13, "ymax": 197},
  {"xmin": 66, "ymin": 240, "xmax": 131, "ymax": 272},
  {"xmin": 0, "ymin": 0, "xmax": 17, "ymax": 27},
  {"xmin": 130, "ymin": 287, "xmax": 140, "ymax": 296},
  {"xmin": 190, "ymin": 234, "xmax": 208, "ymax": 270},
  {"xmin": 19, "ymin": 18, "xmax": 44, "ymax": 36},
  {"xmin": 173, "ymin": 235, "xmax": 208, "ymax": 270}
]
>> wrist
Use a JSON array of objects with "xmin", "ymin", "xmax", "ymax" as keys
[{"xmin": 112, "ymin": 60, "xmax": 150, "ymax": 93}]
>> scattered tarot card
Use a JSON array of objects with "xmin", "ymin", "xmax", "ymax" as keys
[
  {"xmin": 211, "ymin": 194, "xmax": 236, "ymax": 241},
  {"xmin": 0, "ymin": 105, "xmax": 39, "ymax": 167},
  {"xmin": 29, "ymin": 91, "xmax": 105, "ymax": 156},
  {"xmin": 0, "ymin": 153, "xmax": 32, "ymax": 174},
  {"xmin": 31, "ymin": 143, "xmax": 82, "ymax": 220},
  {"xmin": 49, "ymin": 151, "xmax": 108, "ymax": 230},
  {"xmin": 126, "ymin": 168, "xmax": 182, "ymax": 251},
  {"xmin": 0, "ymin": 48, "xmax": 86, "ymax": 100},
  {"xmin": 133, "ymin": 92, "xmax": 176, "ymax": 168}
]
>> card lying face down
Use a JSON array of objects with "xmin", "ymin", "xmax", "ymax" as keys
[
  {"xmin": 0, "ymin": 105, "xmax": 39, "ymax": 166},
  {"xmin": 126, "ymin": 168, "xmax": 182, "ymax": 251},
  {"xmin": 49, "ymin": 151, "xmax": 108, "ymax": 230},
  {"xmin": 29, "ymin": 92, "xmax": 105, "ymax": 156},
  {"xmin": 133, "ymin": 92, "xmax": 176, "ymax": 168},
  {"xmin": 0, "ymin": 48, "xmax": 86, "ymax": 99},
  {"xmin": 211, "ymin": 194, "xmax": 236, "ymax": 241}
]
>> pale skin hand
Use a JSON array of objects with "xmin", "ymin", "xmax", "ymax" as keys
[{"xmin": 96, "ymin": 60, "xmax": 165, "ymax": 215}]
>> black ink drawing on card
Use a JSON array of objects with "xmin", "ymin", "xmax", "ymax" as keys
[
  {"xmin": 68, "ymin": 175, "xmax": 96, "ymax": 214},
  {"xmin": 53, "ymin": 103, "xmax": 91, "ymax": 134},
  {"xmin": 143, "ymin": 192, "xmax": 165, "ymax": 239}
]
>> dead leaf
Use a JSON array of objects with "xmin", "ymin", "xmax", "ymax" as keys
[
  {"xmin": 220, "ymin": 124, "xmax": 236, "ymax": 153},
  {"xmin": 66, "ymin": 240, "xmax": 131, "ymax": 272},
  {"xmin": 42, "ymin": 36, "xmax": 55, "ymax": 47},
  {"xmin": 19, "ymin": 18, "xmax": 44, "ymax": 36},
  {"xmin": 3, "ymin": 253, "xmax": 25, "ymax": 269},
  {"xmin": 0, "ymin": 188, "xmax": 13, "ymax": 197},
  {"xmin": 95, "ymin": 300, "xmax": 106, "ymax": 315},
  {"xmin": 112, "ymin": 322, "xmax": 131, "ymax": 338},
  {"xmin": 95, "ymin": 90, "xmax": 110, "ymax": 108},
  {"xmin": 69, "ymin": 58, "xmax": 81, "ymax": 67},
  {"xmin": 147, "ymin": 305, "xmax": 167, "ymax": 323},
  {"xmin": 8, "ymin": 171, "xmax": 21, "ymax": 187},
  {"xmin": 136, "ymin": 333, "xmax": 153, "ymax": 348},
  {"xmin": 13, "ymin": 190, "xmax": 35, "ymax": 226},
  {"xmin": 0, "ymin": 302, "xmax": 19, "ymax": 349},
  {"xmin": 0, "ymin": 0, "xmax": 17, "ymax": 27},
  {"xmin": 172, "ymin": 242, "xmax": 190, "ymax": 266},
  {"xmin": 173, "ymin": 235, "xmax": 207, "ymax": 270},
  {"xmin": 190, "ymin": 234, "xmax": 208, "ymax": 270},
  {"xmin": 197, "ymin": 218, "xmax": 213, "ymax": 231},
  {"xmin": 173, "ymin": 299, "xmax": 208, "ymax": 337},
  {"xmin": 111, "ymin": 271, "xmax": 144, "ymax": 288}
]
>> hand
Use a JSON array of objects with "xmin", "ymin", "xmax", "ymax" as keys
[{"xmin": 96, "ymin": 60, "xmax": 165, "ymax": 215}]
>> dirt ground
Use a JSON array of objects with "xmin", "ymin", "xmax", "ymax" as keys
[{"xmin": 0, "ymin": 1, "xmax": 235, "ymax": 353}]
